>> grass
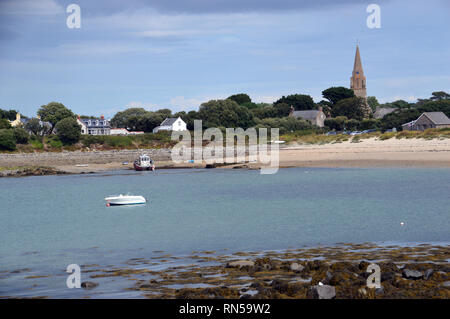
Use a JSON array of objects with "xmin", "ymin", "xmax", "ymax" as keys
[
  {"xmin": 280, "ymin": 128, "xmax": 450, "ymax": 145},
  {"xmin": 2, "ymin": 128, "xmax": 450, "ymax": 153}
]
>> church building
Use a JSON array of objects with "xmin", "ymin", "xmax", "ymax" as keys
[{"xmin": 350, "ymin": 45, "xmax": 372, "ymax": 118}]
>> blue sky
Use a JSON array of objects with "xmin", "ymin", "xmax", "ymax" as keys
[{"xmin": 0, "ymin": 0, "xmax": 449, "ymax": 117}]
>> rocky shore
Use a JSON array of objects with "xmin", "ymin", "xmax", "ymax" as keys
[
  {"xmin": 3, "ymin": 243, "xmax": 442, "ymax": 299},
  {"xmin": 0, "ymin": 166, "xmax": 69, "ymax": 177}
]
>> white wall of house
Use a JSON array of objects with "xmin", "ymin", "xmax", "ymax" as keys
[
  {"xmin": 153, "ymin": 117, "xmax": 187, "ymax": 133},
  {"xmin": 172, "ymin": 117, "xmax": 187, "ymax": 131}
]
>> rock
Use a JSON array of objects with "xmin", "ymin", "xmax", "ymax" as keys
[
  {"xmin": 381, "ymin": 271, "xmax": 396, "ymax": 282},
  {"xmin": 424, "ymin": 269, "xmax": 434, "ymax": 280},
  {"xmin": 375, "ymin": 286, "xmax": 384, "ymax": 296},
  {"xmin": 225, "ymin": 260, "xmax": 255, "ymax": 269},
  {"xmin": 307, "ymin": 285, "xmax": 336, "ymax": 299},
  {"xmin": 270, "ymin": 279, "xmax": 289, "ymax": 293},
  {"xmin": 359, "ymin": 261, "xmax": 370, "ymax": 271},
  {"xmin": 290, "ymin": 263, "xmax": 304, "ymax": 272},
  {"xmin": 81, "ymin": 281, "xmax": 99, "ymax": 290},
  {"xmin": 402, "ymin": 269, "xmax": 423, "ymax": 280}
]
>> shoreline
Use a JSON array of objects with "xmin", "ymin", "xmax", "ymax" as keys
[
  {"xmin": 2, "ymin": 242, "xmax": 449, "ymax": 299},
  {"xmin": 1, "ymin": 138, "xmax": 450, "ymax": 177}
]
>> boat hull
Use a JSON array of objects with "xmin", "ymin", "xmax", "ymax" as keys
[
  {"xmin": 105, "ymin": 195, "xmax": 146, "ymax": 206},
  {"xmin": 133, "ymin": 162, "xmax": 151, "ymax": 171}
]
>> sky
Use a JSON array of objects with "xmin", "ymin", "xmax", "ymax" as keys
[{"xmin": 0, "ymin": 0, "xmax": 449, "ymax": 117}]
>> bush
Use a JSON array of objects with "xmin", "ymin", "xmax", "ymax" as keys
[
  {"xmin": 55, "ymin": 117, "xmax": 81, "ymax": 145},
  {"xmin": 30, "ymin": 138, "xmax": 44, "ymax": 149},
  {"xmin": 13, "ymin": 127, "xmax": 29, "ymax": 144},
  {"xmin": 0, "ymin": 118, "xmax": 12, "ymax": 129},
  {"xmin": 324, "ymin": 116, "xmax": 347, "ymax": 131},
  {"xmin": 254, "ymin": 117, "xmax": 313, "ymax": 135},
  {"xmin": 0, "ymin": 129, "xmax": 16, "ymax": 150},
  {"xmin": 46, "ymin": 135, "xmax": 63, "ymax": 148}
]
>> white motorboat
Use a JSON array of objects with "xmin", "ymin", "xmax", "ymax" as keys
[{"xmin": 105, "ymin": 194, "xmax": 146, "ymax": 206}]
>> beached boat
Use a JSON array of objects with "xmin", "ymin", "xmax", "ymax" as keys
[
  {"xmin": 104, "ymin": 194, "xmax": 146, "ymax": 206},
  {"xmin": 133, "ymin": 154, "xmax": 155, "ymax": 171}
]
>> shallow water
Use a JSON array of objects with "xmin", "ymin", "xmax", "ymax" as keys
[{"xmin": 0, "ymin": 167, "xmax": 449, "ymax": 297}]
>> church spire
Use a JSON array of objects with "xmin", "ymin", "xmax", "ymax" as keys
[{"xmin": 350, "ymin": 45, "xmax": 367, "ymax": 99}]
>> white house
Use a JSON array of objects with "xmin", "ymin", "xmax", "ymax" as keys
[
  {"xmin": 77, "ymin": 115, "xmax": 111, "ymax": 135},
  {"xmin": 153, "ymin": 117, "xmax": 187, "ymax": 133}
]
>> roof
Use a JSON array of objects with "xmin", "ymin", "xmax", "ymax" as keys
[
  {"xmin": 374, "ymin": 107, "xmax": 396, "ymax": 119},
  {"xmin": 160, "ymin": 117, "xmax": 179, "ymax": 126},
  {"xmin": 421, "ymin": 112, "xmax": 450, "ymax": 125},
  {"xmin": 353, "ymin": 45, "xmax": 364, "ymax": 75},
  {"xmin": 79, "ymin": 118, "xmax": 110, "ymax": 128},
  {"xmin": 291, "ymin": 110, "xmax": 320, "ymax": 120}
]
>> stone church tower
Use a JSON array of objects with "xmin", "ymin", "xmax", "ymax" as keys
[
  {"xmin": 350, "ymin": 45, "xmax": 371, "ymax": 118},
  {"xmin": 350, "ymin": 45, "xmax": 366, "ymax": 98}
]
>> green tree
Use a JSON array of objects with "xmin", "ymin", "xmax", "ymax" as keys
[
  {"xmin": 430, "ymin": 91, "xmax": 450, "ymax": 101},
  {"xmin": 322, "ymin": 87, "xmax": 355, "ymax": 106},
  {"xmin": 331, "ymin": 97, "xmax": 367, "ymax": 120},
  {"xmin": 198, "ymin": 99, "xmax": 254, "ymax": 129},
  {"xmin": 0, "ymin": 129, "xmax": 16, "ymax": 150},
  {"xmin": 254, "ymin": 117, "xmax": 312, "ymax": 134},
  {"xmin": 367, "ymin": 96, "xmax": 379, "ymax": 113},
  {"xmin": 250, "ymin": 105, "xmax": 277, "ymax": 119},
  {"xmin": 273, "ymin": 102, "xmax": 292, "ymax": 117},
  {"xmin": 227, "ymin": 93, "xmax": 252, "ymax": 105},
  {"xmin": 324, "ymin": 116, "xmax": 348, "ymax": 131},
  {"xmin": 274, "ymin": 94, "xmax": 315, "ymax": 111},
  {"xmin": 379, "ymin": 100, "xmax": 410, "ymax": 109},
  {"xmin": 37, "ymin": 102, "xmax": 75, "ymax": 133},
  {"xmin": 0, "ymin": 109, "xmax": 18, "ymax": 121},
  {"xmin": 25, "ymin": 118, "xmax": 44, "ymax": 136},
  {"xmin": 0, "ymin": 118, "xmax": 11, "ymax": 129},
  {"xmin": 55, "ymin": 117, "xmax": 81, "ymax": 145},
  {"xmin": 13, "ymin": 127, "xmax": 29, "ymax": 144},
  {"xmin": 110, "ymin": 108, "xmax": 150, "ymax": 128}
]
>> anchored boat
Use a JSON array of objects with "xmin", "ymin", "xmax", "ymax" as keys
[
  {"xmin": 105, "ymin": 194, "xmax": 146, "ymax": 206},
  {"xmin": 133, "ymin": 154, "xmax": 155, "ymax": 171}
]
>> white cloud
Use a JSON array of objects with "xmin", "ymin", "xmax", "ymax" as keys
[{"xmin": 0, "ymin": 0, "xmax": 64, "ymax": 15}]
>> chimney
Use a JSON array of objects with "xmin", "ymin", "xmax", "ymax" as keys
[{"xmin": 289, "ymin": 105, "xmax": 294, "ymax": 116}]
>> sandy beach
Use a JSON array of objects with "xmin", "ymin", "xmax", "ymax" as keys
[{"xmin": 1, "ymin": 137, "xmax": 450, "ymax": 176}]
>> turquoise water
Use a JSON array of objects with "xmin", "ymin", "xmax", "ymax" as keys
[{"xmin": 0, "ymin": 167, "xmax": 449, "ymax": 297}]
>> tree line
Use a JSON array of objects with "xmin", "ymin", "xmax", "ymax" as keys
[{"xmin": 1, "ymin": 90, "xmax": 449, "ymax": 151}]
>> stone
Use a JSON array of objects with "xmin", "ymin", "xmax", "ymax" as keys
[
  {"xmin": 381, "ymin": 271, "xmax": 396, "ymax": 282},
  {"xmin": 423, "ymin": 269, "xmax": 434, "ymax": 280},
  {"xmin": 225, "ymin": 260, "xmax": 255, "ymax": 269},
  {"xmin": 290, "ymin": 263, "xmax": 305, "ymax": 272},
  {"xmin": 402, "ymin": 269, "xmax": 423, "ymax": 280},
  {"xmin": 307, "ymin": 285, "xmax": 336, "ymax": 299},
  {"xmin": 270, "ymin": 279, "xmax": 289, "ymax": 293},
  {"xmin": 375, "ymin": 286, "xmax": 384, "ymax": 296},
  {"xmin": 81, "ymin": 281, "xmax": 99, "ymax": 290}
]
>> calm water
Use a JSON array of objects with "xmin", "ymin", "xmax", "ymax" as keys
[{"xmin": 0, "ymin": 167, "xmax": 449, "ymax": 297}]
